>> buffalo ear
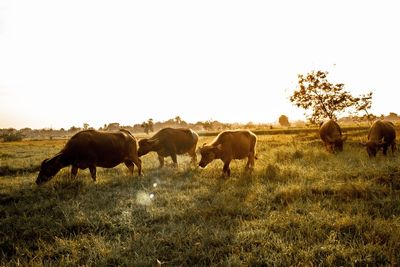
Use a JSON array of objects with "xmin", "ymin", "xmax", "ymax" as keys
[
  {"xmin": 147, "ymin": 138, "xmax": 159, "ymax": 146},
  {"xmin": 216, "ymin": 144, "xmax": 223, "ymax": 150}
]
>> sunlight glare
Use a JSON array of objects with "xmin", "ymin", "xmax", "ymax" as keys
[{"xmin": 136, "ymin": 191, "xmax": 153, "ymax": 206}]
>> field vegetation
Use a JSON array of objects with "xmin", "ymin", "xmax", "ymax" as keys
[{"xmin": 1, "ymin": 127, "xmax": 400, "ymax": 266}]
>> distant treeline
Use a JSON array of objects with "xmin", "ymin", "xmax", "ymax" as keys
[
  {"xmin": 0, "ymin": 120, "xmax": 273, "ymax": 141},
  {"xmin": 1, "ymin": 113, "xmax": 400, "ymax": 141}
]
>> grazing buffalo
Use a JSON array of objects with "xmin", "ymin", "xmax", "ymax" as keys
[
  {"xmin": 199, "ymin": 130, "xmax": 257, "ymax": 176},
  {"xmin": 36, "ymin": 129, "xmax": 142, "ymax": 185},
  {"xmin": 137, "ymin": 128, "xmax": 198, "ymax": 168},
  {"xmin": 361, "ymin": 120, "xmax": 396, "ymax": 157},
  {"xmin": 319, "ymin": 119, "xmax": 347, "ymax": 153}
]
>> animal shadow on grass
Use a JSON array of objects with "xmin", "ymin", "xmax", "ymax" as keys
[{"xmin": 0, "ymin": 173, "xmax": 136, "ymax": 265}]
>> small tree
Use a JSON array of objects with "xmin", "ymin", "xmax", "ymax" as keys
[
  {"xmin": 174, "ymin": 116, "xmax": 182, "ymax": 124},
  {"xmin": 290, "ymin": 70, "xmax": 372, "ymax": 124},
  {"xmin": 83, "ymin": 123, "xmax": 89, "ymax": 130},
  {"xmin": 278, "ymin": 115, "xmax": 290, "ymax": 127},
  {"xmin": 141, "ymin": 118, "xmax": 154, "ymax": 134},
  {"xmin": 148, "ymin": 119, "xmax": 154, "ymax": 132},
  {"xmin": 351, "ymin": 92, "xmax": 374, "ymax": 124},
  {"xmin": 141, "ymin": 122, "xmax": 149, "ymax": 134},
  {"xmin": 68, "ymin": 126, "xmax": 81, "ymax": 133}
]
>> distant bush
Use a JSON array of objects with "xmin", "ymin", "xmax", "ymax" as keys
[
  {"xmin": 1, "ymin": 133, "xmax": 24, "ymax": 142},
  {"xmin": 278, "ymin": 115, "xmax": 290, "ymax": 127}
]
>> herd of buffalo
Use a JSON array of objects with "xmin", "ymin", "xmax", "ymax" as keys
[{"xmin": 35, "ymin": 119, "xmax": 396, "ymax": 185}]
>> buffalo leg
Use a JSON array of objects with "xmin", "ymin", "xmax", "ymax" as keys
[
  {"xmin": 188, "ymin": 146, "xmax": 197, "ymax": 166},
  {"xmin": 133, "ymin": 157, "xmax": 142, "ymax": 176},
  {"xmin": 126, "ymin": 158, "xmax": 142, "ymax": 176},
  {"xmin": 245, "ymin": 160, "xmax": 250, "ymax": 170},
  {"xmin": 158, "ymin": 155, "xmax": 165, "ymax": 168},
  {"xmin": 71, "ymin": 166, "xmax": 78, "ymax": 179},
  {"xmin": 89, "ymin": 166, "xmax": 96, "ymax": 181},
  {"xmin": 391, "ymin": 143, "xmax": 397, "ymax": 154},
  {"xmin": 124, "ymin": 161, "xmax": 135, "ymax": 175},
  {"xmin": 170, "ymin": 153, "xmax": 178, "ymax": 167},
  {"xmin": 250, "ymin": 153, "xmax": 255, "ymax": 169},
  {"xmin": 383, "ymin": 145, "xmax": 389, "ymax": 156},
  {"xmin": 222, "ymin": 162, "xmax": 231, "ymax": 177},
  {"xmin": 245, "ymin": 154, "xmax": 255, "ymax": 172}
]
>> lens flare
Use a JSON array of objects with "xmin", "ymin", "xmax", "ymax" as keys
[{"xmin": 136, "ymin": 191, "xmax": 153, "ymax": 206}]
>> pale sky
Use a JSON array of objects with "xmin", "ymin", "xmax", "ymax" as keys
[{"xmin": 0, "ymin": 0, "xmax": 399, "ymax": 129}]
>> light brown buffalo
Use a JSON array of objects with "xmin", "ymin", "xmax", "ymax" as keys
[
  {"xmin": 319, "ymin": 119, "xmax": 347, "ymax": 153},
  {"xmin": 36, "ymin": 129, "xmax": 142, "ymax": 185},
  {"xmin": 199, "ymin": 130, "xmax": 257, "ymax": 176},
  {"xmin": 362, "ymin": 120, "xmax": 396, "ymax": 157},
  {"xmin": 137, "ymin": 128, "xmax": 198, "ymax": 168}
]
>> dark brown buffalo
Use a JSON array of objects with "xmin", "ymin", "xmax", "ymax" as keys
[
  {"xmin": 36, "ymin": 129, "xmax": 142, "ymax": 185},
  {"xmin": 137, "ymin": 128, "xmax": 198, "ymax": 168},
  {"xmin": 319, "ymin": 119, "xmax": 347, "ymax": 153},
  {"xmin": 199, "ymin": 130, "xmax": 257, "ymax": 176},
  {"xmin": 362, "ymin": 120, "xmax": 396, "ymax": 157}
]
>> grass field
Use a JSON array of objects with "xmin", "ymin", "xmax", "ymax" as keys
[{"xmin": 1, "ymin": 128, "xmax": 400, "ymax": 266}]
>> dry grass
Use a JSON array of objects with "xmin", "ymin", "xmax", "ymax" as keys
[{"xmin": 1, "ymin": 129, "xmax": 400, "ymax": 266}]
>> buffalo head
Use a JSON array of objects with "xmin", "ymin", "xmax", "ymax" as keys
[
  {"xmin": 198, "ymin": 144, "xmax": 222, "ymax": 168},
  {"xmin": 137, "ymin": 138, "xmax": 159, "ymax": 157},
  {"xmin": 36, "ymin": 156, "xmax": 63, "ymax": 185},
  {"xmin": 326, "ymin": 135, "xmax": 347, "ymax": 153},
  {"xmin": 361, "ymin": 140, "xmax": 385, "ymax": 158}
]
